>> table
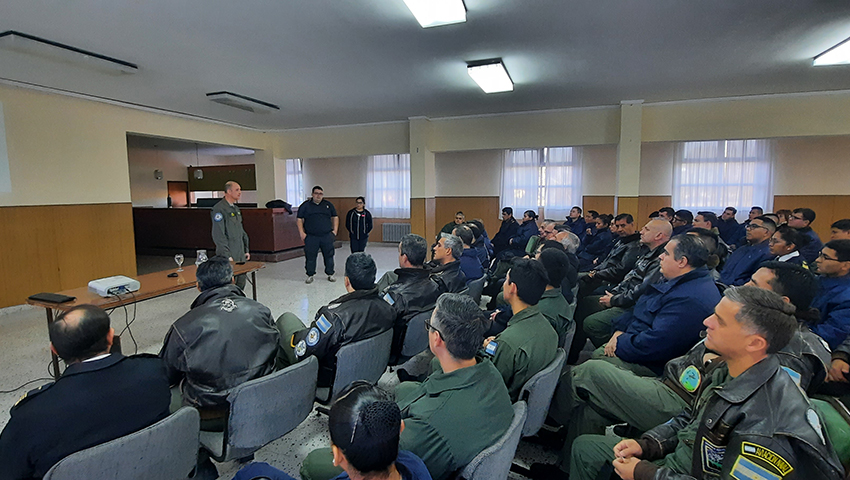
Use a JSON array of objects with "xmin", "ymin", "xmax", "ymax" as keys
[{"xmin": 27, "ymin": 261, "xmax": 265, "ymax": 379}]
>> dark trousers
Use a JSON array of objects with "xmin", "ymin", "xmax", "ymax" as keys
[
  {"xmin": 349, "ymin": 234, "xmax": 368, "ymax": 253},
  {"xmin": 305, "ymin": 232, "xmax": 335, "ymax": 276}
]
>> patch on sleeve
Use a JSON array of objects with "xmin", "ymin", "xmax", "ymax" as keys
[
  {"xmin": 484, "ymin": 341, "xmax": 498, "ymax": 356},
  {"xmin": 730, "ymin": 455, "xmax": 782, "ymax": 480},
  {"xmin": 219, "ymin": 298, "xmax": 238, "ymax": 313},
  {"xmin": 679, "ymin": 365, "xmax": 702, "ymax": 392},
  {"xmin": 780, "ymin": 366, "xmax": 801, "ymax": 387},
  {"xmin": 316, "ymin": 315, "xmax": 332, "ymax": 334},
  {"xmin": 701, "ymin": 438, "xmax": 726, "ymax": 475},
  {"xmin": 741, "ymin": 442, "xmax": 793, "ymax": 476},
  {"xmin": 383, "ymin": 292, "xmax": 395, "ymax": 305},
  {"xmin": 306, "ymin": 327, "xmax": 321, "ymax": 347},
  {"xmin": 806, "ymin": 409, "xmax": 826, "ymax": 444},
  {"xmin": 295, "ymin": 340, "xmax": 307, "ymax": 357},
  {"xmin": 214, "ymin": 212, "xmax": 223, "ymax": 222}
]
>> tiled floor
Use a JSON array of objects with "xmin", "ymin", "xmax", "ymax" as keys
[{"xmin": 0, "ymin": 244, "xmax": 558, "ymax": 479}]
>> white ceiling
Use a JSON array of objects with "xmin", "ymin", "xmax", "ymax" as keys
[{"xmin": 2, "ymin": 0, "xmax": 850, "ymax": 130}]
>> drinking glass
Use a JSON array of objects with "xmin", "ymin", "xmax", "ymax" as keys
[
  {"xmin": 174, "ymin": 253, "xmax": 184, "ymax": 272},
  {"xmin": 195, "ymin": 249, "xmax": 208, "ymax": 266}
]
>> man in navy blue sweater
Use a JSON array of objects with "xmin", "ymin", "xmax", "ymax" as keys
[
  {"xmin": 788, "ymin": 207, "xmax": 824, "ymax": 264},
  {"xmin": 719, "ymin": 215, "xmax": 775, "ymax": 286},
  {"xmin": 811, "ymin": 240, "xmax": 850, "ymax": 349}
]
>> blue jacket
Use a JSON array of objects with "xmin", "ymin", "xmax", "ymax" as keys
[
  {"xmin": 459, "ymin": 248, "xmax": 485, "ymax": 283},
  {"xmin": 716, "ymin": 217, "xmax": 740, "ymax": 244},
  {"xmin": 719, "ymin": 240, "xmax": 772, "ymax": 286},
  {"xmin": 612, "ymin": 268, "xmax": 721, "ymax": 375},
  {"xmin": 797, "ymin": 227, "xmax": 823, "ymax": 265},
  {"xmin": 811, "ymin": 275, "xmax": 850, "ymax": 349},
  {"xmin": 509, "ymin": 220, "xmax": 538, "ymax": 250},
  {"xmin": 565, "ymin": 217, "xmax": 588, "ymax": 242},
  {"xmin": 578, "ymin": 229, "xmax": 615, "ymax": 271}
]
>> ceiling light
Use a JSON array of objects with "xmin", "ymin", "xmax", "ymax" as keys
[
  {"xmin": 814, "ymin": 36, "xmax": 850, "ymax": 66},
  {"xmin": 0, "ymin": 30, "xmax": 138, "ymax": 74},
  {"xmin": 403, "ymin": 0, "xmax": 466, "ymax": 28},
  {"xmin": 467, "ymin": 59, "xmax": 514, "ymax": 93},
  {"xmin": 206, "ymin": 91, "xmax": 280, "ymax": 114}
]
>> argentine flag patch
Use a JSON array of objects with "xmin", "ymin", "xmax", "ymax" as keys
[
  {"xmin": 317, "ymin": 315, "xmax": 332, "ymax": 334},
  {"xmin": 383, "ymin": 293, "xmax": 395, "ymax": 306},
  {"xmin": 485, "ymin": 341, "xmax": 498, "ymax": 356}
]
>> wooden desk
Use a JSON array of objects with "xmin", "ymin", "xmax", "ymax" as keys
[{"xmin": 27, "ymin": 261, "xmax": 265, "ymax": 379}]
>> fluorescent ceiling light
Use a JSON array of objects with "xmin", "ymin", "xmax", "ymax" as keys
[
  {"xmin": 403, "ymin": 0, "xmax": 466, "ymax": 28},
  {"xmin": 814, "ymin": 36, "xmax": 850, "ymax": 66},
  {"xmin": 0, "ymin": 30, "xmax": 138, "ymax": 74},
  {"xmin": 467, "ymin": 59, "xmax": 514, "ymax": 93},
  {"xmin": 206, "ymin": 91, "xmax": 280, "ymax": 114}
]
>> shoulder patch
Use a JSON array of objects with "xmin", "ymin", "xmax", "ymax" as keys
[
  {"xmin": 295, "ymin": 340, "xmax": 307, "ymax": 357},
  {"xmin": 731, "ymin": 455, "xmax": 782, "ymax": 480},
  {"xmin": 701, "ymin": 438, "xmax": 725, "ymax": 475},
  {"xmin": 806, "ymin": 409, "xmax": 825, "ymax": 444},
  {"xmin": 14, "ymin": 383, "xmax": 53, "ymax": 408},
  {"xmin": 484, "ymin": 341, "xmax": 498, "ymax": 356},
  {"xmin": 219, "ymin": 298, "xmax": 238, "ymax": 313},
  {"xmin": 780, "ymin": 366, "xmax": 801, "ymax": 387},
  {"xmin": 214, "ymin": 212, "xmax": 223, "ymax": 222},
  {"xmin": 679, "ymin": 365, "xmax": 702, "ymax": 393},
  {"xmin": 383, "ymin": 292, "xmax": 395, "ymax": 306},
  {"xmin": 741, "ymin": 442, "xmax": 793, "ymax": 476},
  {"xmin": 306, "ymin": 327, "xmax": 321, "ymax": 347},
  {"xmin": 316, "ymin": 315, "xmax": 332, "ymax": 334}
]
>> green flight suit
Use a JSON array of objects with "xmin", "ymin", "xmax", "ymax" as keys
[
  {"xmin": 537, "ymin": 287, "xmax": 574, "ymax": 349},
  {"xmin": 211, "ymin": 199, "xmax": 249, "ymax": 289},
  {"xmin": 486, "ymin": 305, "xmax": 558, "ymax": 402}
]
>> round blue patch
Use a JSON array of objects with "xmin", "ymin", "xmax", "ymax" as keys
[
  {"xmin": 214, "ymin": 212, "xmax": 223, "ymax": 222},
  {"xmin": 306, "ymin": 327, "xmax": 320, "ymax": 346}
]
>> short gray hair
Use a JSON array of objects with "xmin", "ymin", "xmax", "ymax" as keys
[
  {"xmin": 560, "ymin": 231, "xmax": 580, "ymax": 254},
  {"xmin": 723, "ymin": 286, "xmax": 797, "ymax": 354},
  {"xmin": 440, "ymin": 233, "xmax": 463, "ymax": 260}
]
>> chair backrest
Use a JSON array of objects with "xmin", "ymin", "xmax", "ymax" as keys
[
  {"xmin": 43, "ymin": 407, "xmax": 200, "ymax": 480},
  {"xmin": 400, "ymin": 310, "xmax": 433, "ymax": 359},
  {"xmin": 332, "ymin": 329, "xmax": 393, "ymax": 400},
  {"xmin": 467, "ymin": 276, "xmax": 486, "ymax": 304},
  {"xmin": 565, "ymin": 283, "xmax": 579, "ymax": 318},
  {"xmin": 459, "ymin": 401, "xmax": 527, "ymax": 480},
  {"xmin": 518, "ymin": 348, "xmax": 567, "ymax": 437},
  {"xmin": 226, "ymin": 356, "xmax": 318, "ymax": 455}
]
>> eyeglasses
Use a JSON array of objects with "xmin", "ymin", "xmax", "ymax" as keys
[
  {"xmin": 745, "ymin": 223, "xmax": 767, "ymax": 230},
  {"xmin": 424, "ymin": 319, "xmax": 443, "ymax": 338},
  {"xmin": 791, "ymin": 215, "xmax": 805, "ymax": 221},
  {"xmin": 818, "ymin": 252, "xmax": 843, "ymax": 262},
  {"xmin": 356, "ymin": 201, "xmax": 364, "ymax": 204}
]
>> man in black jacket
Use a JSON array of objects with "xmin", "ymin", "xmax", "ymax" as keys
[
  {"xmin": 0, "ymin": 305, "xmax": 171, "ymax": 479},
  {"xmin": 491, "ymin": 207, "xmax": 519, "ymax": 256},
  {"xmin": 276, "ymin": 252, "xmax": 396, "ymax": 388},
  {"xmin": 160, "ymin": 256, "xmax": 279, "ymax": 424},
  {"xmin": 428, "ymin": 234, "xmax": 466, "ymax": 293}
]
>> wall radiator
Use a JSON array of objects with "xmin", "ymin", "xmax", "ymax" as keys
[{"xmin": 382, "ymin": 223, "xmax": 411, "ymax": 243}]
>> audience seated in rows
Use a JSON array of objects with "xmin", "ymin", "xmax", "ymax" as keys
[
  {"xmin": 451, "ymin": 224, "xmax": 484, "ymax": 283},
  {"xmin": 428, "ymin": 234, "xmax": 466, "ymax": 293},
  {"xmin": 719, "ymin": 215, "xmax": 776, "ymax": 286},
  {"xmin": 276, "ymin": 253, "xmax": 396, "ymax": 389},
  {"xmin": 789, "ymin": 207, "xmax": 825, "ymax": 264},
  {"xmin": 731, "ymin": 206, "xmax": 765, "ymax": 247}
]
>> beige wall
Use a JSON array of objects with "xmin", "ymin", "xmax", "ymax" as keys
[
  {"xmin": 773, "ymin": 135, "xmax": 850, "ymax": 196},
  {"xmin": 301, "ymin": 156, "xmax": 368, "ymax": 200},
  {"xmin": 581, "ymin": 145, "xmax": 618, "ymax": 196},
  {"xmin": 435, "ymin": 150, "xmax": 502, "ymax": 197},
  {"xmin": 639, "ymin": 142, "xmax": 675, "ymax": 196},
  {"xmin": 274, "ymin": 122, "xmax": 409, "ymax": 160}
]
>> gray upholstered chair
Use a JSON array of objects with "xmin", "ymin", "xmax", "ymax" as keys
[
  {"xmin": 518, "ymin": 348, "xmax": 567, "ymax": 437},
  {"xmin": 565, "ymin": 283, "xmax": 580, "ymax": 319},
  {"xmin": 397, "ymin": 309, "xmax": 432, "ymax": 363},
  {"xmin": 458, "ymin": 401, "xmax": 527, "ymax": 480},
  {"xmin": 43, "ymin": 407, "xmax": 200, "ymax": 480},
  {"xmin": 316, "ymin": 328, "xmax": 393, "ymax": 403},
  {"xmin": 466, "ymin": 276, "xmax": 487, "ymax": 305},
  {"xmin": 201, "ymin": 355, "xmax": 318, "ymax": 462}
]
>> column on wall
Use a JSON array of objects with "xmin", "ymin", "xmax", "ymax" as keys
[
  {"xmin": 253, "ymin": 146, "xmax": 277, "ymax": 207},
  {"xmin": 409, "ymin": 117, "xmax": 437, "ymax": 241},
  {"xmin": 616, "ymin": 100, "xmax": 643, "ymax": 218}
]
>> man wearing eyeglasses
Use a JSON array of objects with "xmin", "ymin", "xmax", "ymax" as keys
[
  {"xmin": 810, "ymin": 240, "xmax": 850, "ymax": 349},
  {"xmin": 719, "ymin": 216, "xmax": 775, "ymax": 286},
  {"xmin": 439, "ymin": 211, "xmax": 465, "ymax": 237},
  {"xmin": 788, "ymin": 207, "xmax": 824, "ymax": 264}
]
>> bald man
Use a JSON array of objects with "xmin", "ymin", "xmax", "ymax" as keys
[{"xmin": 211, "ymin": 180, "xmax": 250, "ymax": 289}]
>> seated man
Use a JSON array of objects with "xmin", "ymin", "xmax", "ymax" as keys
[
  {"xmin": 491, "ymin": 207, "xmax": 519, "ymax": 256},
  {"xmin": 811, "ymin": 239, "xmax": 850, "ymax": 348},
  {"xmin": 570, "ymin": 286, "xmax": 844, "ymax": 480},
  {"xmin": 484, "ymin": 258, "xmax": 558, "ymax": 401},
  {"xmin": 452, "ymin": 224, "xmax": 484, "ymax": 283},
  {"xmin": 600, "ymin": 234, "xmax": 721, "ymax": 376},
  {"xmin": 382, "ymin": 234, "xmax": 442, "ymax": 359},
  {"xmin": 276, "ymin": 252, "xmax": 396, "ymax": 388},
  {"xmin": 769, "ymin": 225, "xmax": 810, "ymax": 266},
  {"xmin": 577, "ymin": 214, "xmax": 615, "ymax": 271},
  {"xmin": 580, "ymin": 213, "xmax": 642, "ymax": 294},
  {"xmin": 553, "ymin": 229, "xmax": 581, "ymax": 303},
  {"xmin": 160, "ymin": 256, "xmax": 279, "ymax": 422},
  {"xmin": 0, "ymin": 305, "xmax": 171, "ymax": 479},
  {"xmin": 467, "ymin": 220, "xmax": 491, "ymax": 269},
  {"xmin": 719, "ymin": 215, "xmax": 775, "ymax": 286},
  {"xmin": 438, "ymin": 211, "xmax": 464, "ymax": 237},
  {"xmin": 428, "ymin": 233, "xmax": 466, "ymax": 293},
  {"xmin": 789, "ymin": 207, "xmax": 824, "ymax": 264},
  {"xmin": 831, "ymin": 219, "xmax": 850, "ymax": 241},
  {"xmin": 670, "ymin": 209, "xmax": 693, "ymax": 235},
  {"xmin": 565, "ymin": 206, "xmax": 588, "ymax": 242},
  {"xmin": 716, "ymin": 206, "xmax": 740, "ymax": 244},
  {"xmin": 537, "ymin": 248, "xmax": 576, "ymax": 349}
]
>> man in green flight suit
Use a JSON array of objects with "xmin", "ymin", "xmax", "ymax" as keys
[
  {"xmin": 300, "ymin": 293, "xmax": 514, "ymax": 480},
  {"xmin": 211, "ymin": 181, "xmax": 249, "ymax": 290}
]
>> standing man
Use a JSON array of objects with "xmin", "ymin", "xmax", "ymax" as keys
[
  {"xmin": 211, "ymin": 180, "xmax": 250, "ymax": 290},
  {"xmin": 297, "ymin": 186, "xmax": 339, "ymax": 284}
]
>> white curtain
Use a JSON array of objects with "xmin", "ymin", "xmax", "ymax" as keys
[
  {"xmin": 285, "ymin": 158, "xmax": 304, "ymax": 204},
  {"xmin": 672, "ymin": 139, "xmax": 774, "ymax": 215},
  {"xmin": 501, "ymin": 147, "xmax": 583, "ymax": 219},
  {"xmin": 367, "ymin": 153, "xmax": 410, "ymax": 218}
]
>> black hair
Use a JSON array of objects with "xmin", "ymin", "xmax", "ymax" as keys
[
  {"xmin": 597, "ymin": 214, "xmax": 613, "ymax": 227},
  {"xmin": 329, "ymin": 381, "xmax": 400, "ymax": 475},
  {"xmin": 506, "ymin": 258, "xmax": 549, "ymax": 305},
  {"xmin": 502, "ymin": 207, "xmax": 513, "ymax": 215},
  {"xmin": 687, "ymin": 228, "xmax": 719, "ymax": 268},
  {"xmin": 586, "ymin": 210, "xmax": 599, "ymax": 219},
  {"xmin": 431, "ymin": 293, "xmax": 487, "ymax": 360},
  {"xmin": 753, "ymin": 215, "xmax": 777, "ymax": 232},
  {"xmin": 524, "ymin": 210, "xmax": 539, "ymax": 221},
  {"xmin": 831, "ymin": 219, "xmax": 850, "ymax": 232},
  {"xmin": 571, "ymin": 206, "xmax": 583, "ymax": 214},
  {"xmin": 649, "ymin": 211, "xmax": 660, "ymax": 219},
  {"xmin": 537, "ymin": 248, "xmax": 569, "ymax": 287},
  {"xmin": 355, "ymin": 196, "xmax": 365, "ymax": 203},
  {"xmin": 345, "ymin": 253, "xmax": 377, "ymax": 290},
  {"xmin": 793, "ymin": 207, "xmax": 816, "ymax": 223},
  {"xmin": 453, "ymin": 225, "xmax": 474, "ymax": 246},
  {"xmin": 696, "ymin": 211, "xmax": 718, "ymax": 228},
  {"xmin": 469, "ymin": 219, "xmax": 487, "ymax": 238},
  {"xmin": 49, "ymin": 304, "xmax": 111, "ymax": 362},
  {"xmin": 399, "ymin": 234, "xmax": 428, "ymax": 266},
  {"xmin": 773, "ymin": 225, "xmax": 810, "ymax": 250},
  {"xmin": 539, "ymin": 239, "xmax": 566, "ymax": 253},
  {"xmin": 674, "ymin": 209, "xmax": 694, "ymax": 224},
  {"xmin": 824, "ymin": 240, "xmax": 850, "ymax": 262},
  {"xmin": 723, "ymin": 286, "xmax": 797, "ymax": 354},
  {"xmin": 757, "ymin": 261, "xmax": 818, "ymax": 323},
  {"xmin": 724, "ymin": 206, "xmax": 738, "ymax": 215},
  {"xmin": 614, "ymin": 213, "xmax": 634, "ymax": 224},
  {"xmin": 312, "ymin": 185, "xmax": 323, "ymax": 193},
  {"xmin": 670, "ymin": 234, "xmax": 710, "ymax": 268},
  {"xmin": 196, "ymin": 256, "xmax": 234, "ymax": 291},
  {"xmin": 659, "ymin": 207, "xmax": 676, "ymax": 218},
  {"xmin": 750, "ymin": 206, "xmax": 764, "ymax": 214}
]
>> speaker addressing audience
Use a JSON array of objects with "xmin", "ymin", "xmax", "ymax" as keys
[
  {"xmin": 297, "ymin": 185, "xmax": 339, "ymax": 284},
  {"xmin": 211, "ymin": 180, "xmax": 250, "ymax": 290},
  {"xmin": 810, "ymin": 239, "xmax": 850, "ymax": 349},
  {"xmin": 160, "ymin": 255, "xmax": 279, "ymax": 429},
  {"xmin": 719, "ymin": 215, "xmax": 775, "ymax": 286},
  {"xmin": 0, "ymin": 305, "xmax": 171, "ymax": 479},
  {"xmin": 788, "ymin": 207, "xmax": 824, "ymax": 264},
  {"xmin": 344, "ymin": 196, "xmax": 373, "ymax": 254},
  {"xmin": 275, "ymin": 253, "xmax": 396, "ymax": 388},
  {"xmin": 427, "ymin": 233, "xmax": 466, "ymax": 293}
]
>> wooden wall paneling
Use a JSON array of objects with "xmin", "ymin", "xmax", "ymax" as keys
[
  {"xmin": 773, "ymin": 195, "xmax": 850, "ymax": 242},
  {"xmin": 435, "ymin": 197, "xmax": 501, "ymax": 241},
  {"xmin": 0, "ymin": 206, "xmax": 62, "ymax": 308},
  {"xmin": 410, "ymin": 198, "xmax": 427, "ymax": 239},
  {"xmin": 616, "ymin": 197, "xmax": 640, "ymax": 218},
  {"xmin": 582, "ymin": 196, "xmax": 616, "ymax": 216},
  {"xmin": 638, "ymin": 196, "xmax": 672, "ymax": 224}
]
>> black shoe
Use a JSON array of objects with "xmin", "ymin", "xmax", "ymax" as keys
[{"xmin": 528, "ymin": 462, "xmax": 568, "ymax": 480}]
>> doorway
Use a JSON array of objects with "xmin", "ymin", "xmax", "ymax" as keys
[{"xmin": 167, "ymin": 181, "xmax": 190, "ymax": 208}]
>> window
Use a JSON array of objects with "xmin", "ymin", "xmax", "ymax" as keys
[
  {"xmin": 284, "ymin": 158, "xmax": 304, "ymax": 205},
  {"xmin": 501, "ymin": 147, "xmax": 582, "ymax": 219},
  {"xmin": 672, "ymin": 139, "xmax": 773, "ymax": 215},
  {"xmin": 367, "ymin": 153, "xmax": 410, "ymax": 218}
]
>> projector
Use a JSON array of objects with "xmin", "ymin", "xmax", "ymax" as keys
[{"xmin": 88, "ymin": 275, "xmax": 141, "ymax": 297}]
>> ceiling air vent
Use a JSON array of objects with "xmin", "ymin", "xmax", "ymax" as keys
[{"xmin": 206, "ymin": 91, "xmax": 279, "ymax": 114}]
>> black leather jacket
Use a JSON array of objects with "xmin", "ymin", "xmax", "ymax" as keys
[
  {"xmin": 834, "ymin": 334, "xmax": 850, "ymax": 364},
  {"xmin": 638, "ymin": 355, "xmax": 844, "ymax": 480},
  {"xmin": 428, "ymin": 260, "xmax": 467, "ymax": 294},
  {"xmin": 592, "ymin": 232, "xmax": 642, "ymax": 284},
  {"xmin": 383, "ymin": 267, "xmax": 442, "ymax": 357},
  {"xmin": 291, "ymin": 287, "xmax": 396, "ymax": 387},
  {"xmin": 160, "ymin": 284, "xmax": 279, "ymax": 408},
  {"xmin": 610, "ymin": 242, "xmax": 666, "ymax": 308}
]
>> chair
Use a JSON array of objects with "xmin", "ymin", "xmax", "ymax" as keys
[
  {"xmin": 316, "ymin": 329, "xmax": 393, "ymax": 403},
  {"xmin": 466, "ymin": 276, "xmax": 487, "ymax": 305},
  {"xmin": 457, "ymin": 401, "xmax": 527, "ymax": 480},
  {"xmin": 201, "ymin": 356, "xmax": 318, "ymax": 462},
  {"xmin": 43, "ymin": 407, "xmax": 200, "ymax": 480},
  {"xmin": 518, "ymin": 348, "xmax": 567, "ymax": 437},
  {"xmin": 565, "ymin": 283, "xmax": 579, "ymax": 319}
]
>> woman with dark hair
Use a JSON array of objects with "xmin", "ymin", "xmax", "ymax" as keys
[
  {"xmin": 345, "ymin": 197, "xmax": 373, "ymax": 253},
  {"xmin": 508, "ymin": 210, "xmax": 539, "ymax": 252},
  {"xmin": 769, "ymin": 225, "xmax": 810, "ymax": 266}
]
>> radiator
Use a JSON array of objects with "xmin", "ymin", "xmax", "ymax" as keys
[{"xmin": 382, "ymin": 223, "xmax": 411, "ymax": 243}]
